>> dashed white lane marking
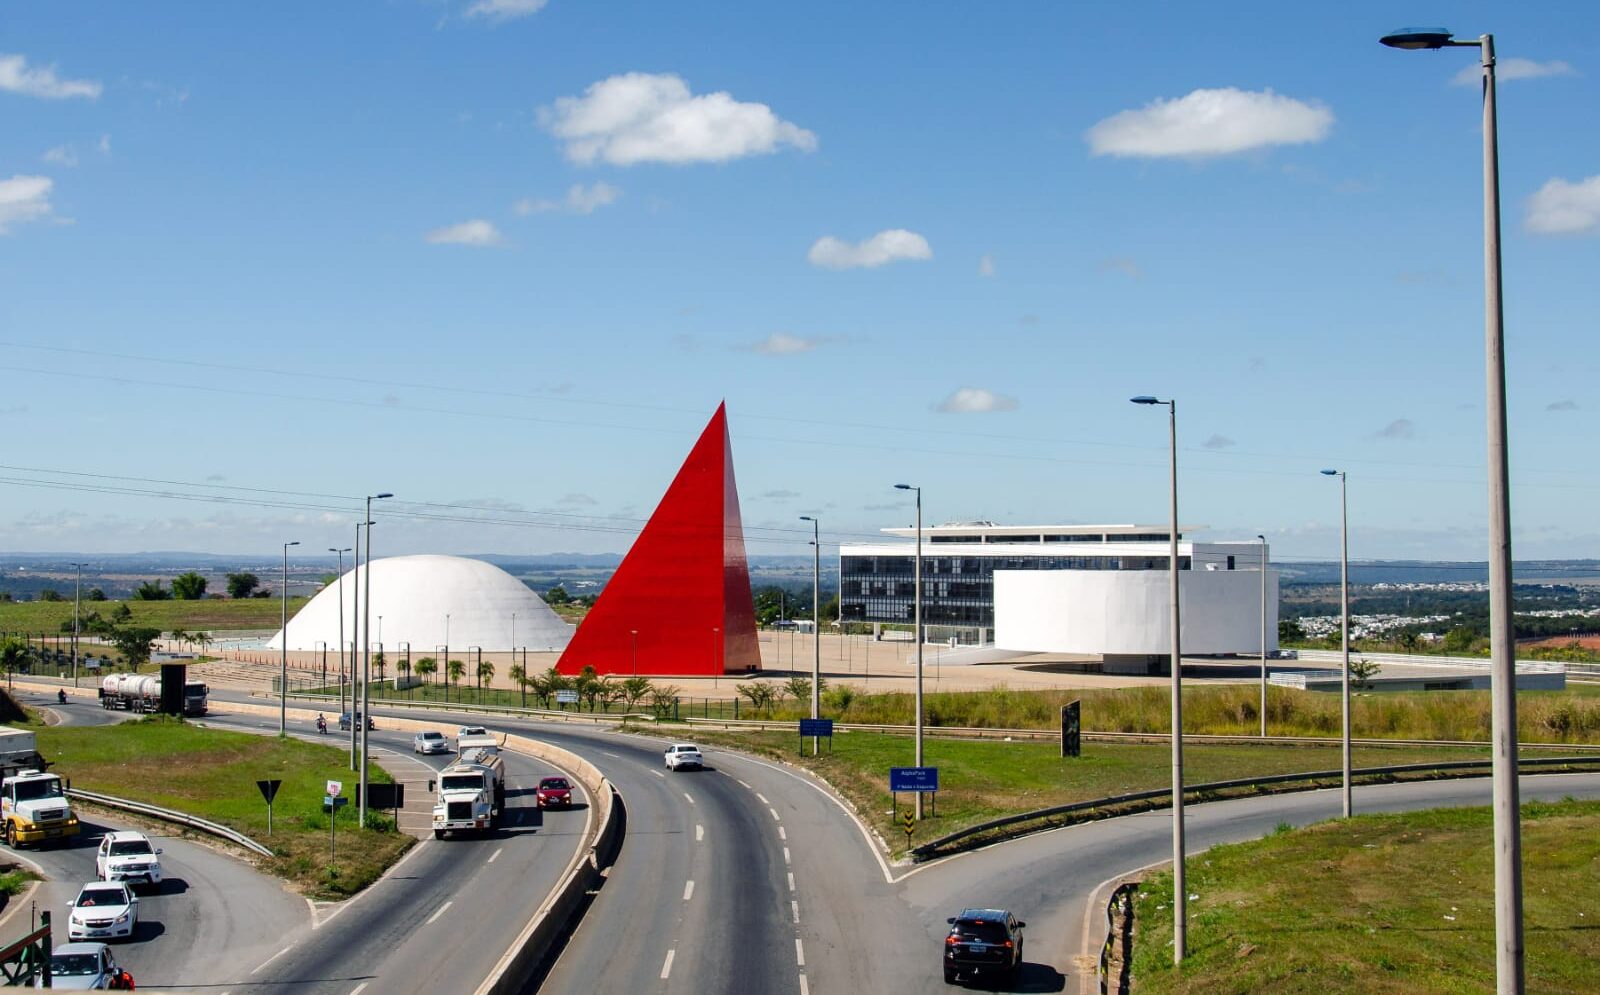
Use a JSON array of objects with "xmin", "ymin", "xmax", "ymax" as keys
[
  {"xmin": 660, "ymin": 949, "xmax": 675, "ymax": 979},
  {"xmin": 783, "ymin": 847, "xmax": 791, "ymax": 865},
  {"xmin": 769, "ymin": 807, "xmax": 780, "ymax": 821},
  {"xmin": 696, "ymin": 824, "xmax": 704, "ymax": 842},
  {"xmin": 602, "ymin": 751, "xmax": 621, "ymax": 758},
  {"xmin": 487, "ymin": 847, "xmax": 503, "ymax": 864},
  {"xmin": 683, "ymin": 792, "xmax": 695, "ymax": 805},
  {"xmin": 778, "ymin": 826, "xmax": 787, "ymax": 841},
  {"xmin": 737, "ymin": 779, "xmax": 752, "ymax": 789},
  {"xmin": 350, "ymin": 984, "xmax": 369, "ymax": 995},
  {"xmin": 791, "ymin": 900, "xmax": 800, "ymax": 923},
  {"xmin": 425, "ymin": 900, "xmax": 453, "ymax": 925},
  {"xmin": 795, "ymin": 938, "xmax": 806, "ymax": 967},
  {"xmin": 756, "ymin": 792, "xmax": 770, "ymax": 804},
  {"xmin": 799, "ymin": 975, "xmax": 809, "ymax": 995},
  {"xmin": 683, "ymin": 880, "xmax": 695, "ymax": 901},
  {"xmin": 250, "ymin": 945, "xmax": 294, "ymax": 975},
  {"xmin": 787, "ymin": 871, "xmax": 796, "ymax": 892},
  {"xmin": 651, "ymin": 770, "xmax": 665, "ymax": 778}
]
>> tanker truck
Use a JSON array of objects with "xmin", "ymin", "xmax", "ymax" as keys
[
  {"xmin": 99, "ymin": 673, "xmax": 209, "ymax": 716},
  {"xmin": 429, "ymin": 744, "xmax": 506, "ymax": 838}
]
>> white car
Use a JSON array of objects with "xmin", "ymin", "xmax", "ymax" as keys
[
  {"xmin": 66, "ymin": 882, "xmax": 139, "ymax": 942},
  {"xmin": 46, "ymin": 942, "xmax": 128, "ymax": 990},
  {"xmin": 96, "ymin": 831, "xmax": 162, "ymax": 887},
  {"xmin": 664, "ymin": 743, "xmax": 703, "ymax": 771},
  {"xmin": 413, "ymin": 730, "xmax": 450, "ymax": 755}
]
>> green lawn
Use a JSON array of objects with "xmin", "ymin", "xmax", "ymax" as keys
[
  {"xmin": 687, "ymin": 729, "xmax": 1593, "ymax": 857},
  {"xmin": 32, "ymin": 715, "xmax": 409, "ymax": 898},
  {"xmin": 0, "ymin": 598, "xmax": 308, "ymax": 635},
  {"xmin": 1130, "ymin": 799, "xmax": 1600, "ymax": 994}
]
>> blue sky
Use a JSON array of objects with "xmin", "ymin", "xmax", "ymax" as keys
[{"xmin": 2, "ymin": 1, "xmax": 1597, "ymax": 563}]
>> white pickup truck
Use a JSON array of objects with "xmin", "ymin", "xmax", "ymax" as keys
[{"xmin": 430, "ymin": 744, "xmax": 506, "ymax": 838}]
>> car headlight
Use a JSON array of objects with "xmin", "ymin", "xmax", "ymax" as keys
[{"xmin": 115, "ymin": 912, "xmax": 131, "ymax": 924}]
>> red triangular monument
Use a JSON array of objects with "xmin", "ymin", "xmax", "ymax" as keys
[{"xmin": 557, "ymin": 403, "xmax": 761, "ymax": 676}]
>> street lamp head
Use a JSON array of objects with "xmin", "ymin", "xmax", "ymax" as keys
[
  {"xmin": 1320, "ymin": 468, "xmax": 1340, "ymax": 477},
  {"xmin": 372, "ymin": 492, "xmax": 394, "ymax": 500},
  {"xmin": 1129, "ymin": 395, "xmax": 1162, "ymax": 405},
  {"xmin": 799, "ymin": 515, "xmax": 815, "ymax": 522},
  {"xmin": 894, "ymin": 483, "xmax": 914, "ymax": 491},
  {"xmin": 286, "ymin": 540, "xmax": 301, "ymax": 547},
  {"xmin": 1257, "ymin": 534, "xmax": 1266, "ymax": 542},
  {"xmin": 1379, "ymin": 27, "xmax": 1456, "ymax": 50}
]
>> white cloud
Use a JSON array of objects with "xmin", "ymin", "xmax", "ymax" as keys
[
  {"xmin": 464, "ymin": 0, "xmax": 548, "ymax": 22},
  {"xmin": 1376, "ymin": 418, "xmax": 1415, "ymax": 440},
  {"xmin": 0, "ymin": 54, "xmax": 102, "ymax": 100},
  {"xmin": 1454, "ymin": 58, "xmax": 1575, "ymax": 87},
  {"xmin": 1202, "ymin": 434, "xmax": 1235, "ymax": 449},
  {"xmin": 1087, "ymin": 87, "xmax": 1332, "ymax": 158},
  {"xmin": 424, "ymin": 219, "xmax": 505, "ymax": 246},
  {"xmin": 1526, "ymin": 175, "xmax": 1600, "ymax": 235},
  {"xmin": 97, "ymin": 134, "xmax": 111, "ymax": 155},
  {"xmin": 1099, "ymin": 256, "xmax": 1141, "ymax": 279},
  {"xmin": 42, "ymin": 146, "xmax": 77, "ymax": 167},
  {"xmin": 1547, "ymin": 400, "xmax": 1579, "ymax": 412},
  {"xmin": 977, "ymin": 254, "xmax": 995, "ymax": 277},
  {"xmin": 542, "ymin": 72, "xmax": 816, "ymax": 166},
  {"xmin": 807, "ymin": 229, "xmax": 932, "ymax": 269},
  {"xmin": 515, "ymin": 181, "xmax": 621, "ymax": 216},
  {"xmin": 0, "ymin": 175, "xmax": 54, "ymax": 234},
  {"xmin": 935, "ymin": 388, "xmax": 1018, "ymax": 414},
  {"xmin": 747, "ymin": 332, "xmax": 823, "ymax": 355}
]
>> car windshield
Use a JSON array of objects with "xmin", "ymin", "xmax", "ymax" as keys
[
  {"xmin": 460, "ymin": 727, "xmax": 486, "ymax": 735},
  {"xmin": 421, "ymin": 732, "xmax": 443, "ymax": 740},
  {"xmin": 540, "ymin": 778, "xmax": 569, "ymax": 790},
  {"xmin": 77, "ymin": 888, "xmax": 127, "ymax": 907},
  {"xmin": 11, "ymin": 779, "xmax": 62, "ymax": 801},
  {"xmin": 109, "ymin": 840, "xmax": 152, "ymax": 856},
  {"xmin": 953, "ymin": 921, "xmax": 1009, "ymax": 944},
  {"xmin": 441, "ymin": 774, "xmax": 483, "ymax": 791},
  {"xmin": 51, "ymin": 953, "xmax": 101, "ymax": 977}
]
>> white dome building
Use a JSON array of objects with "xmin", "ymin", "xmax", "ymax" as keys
[{"xmin": 270, "ymin": 554, "xmax": 573, "ymax": 652}]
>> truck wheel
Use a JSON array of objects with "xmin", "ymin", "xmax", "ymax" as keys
[
  {"xmin": 4, "ymin": 823, "xmax": 15, "ymax": 848},
  {"xmin": 433, "ymin": 829, "xmax": 444, "ymax": 840}
]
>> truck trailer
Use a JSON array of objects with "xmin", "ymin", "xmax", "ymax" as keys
[{"xmin": 98, "ymin": 673, "xmax": 209, "ymax": 716}]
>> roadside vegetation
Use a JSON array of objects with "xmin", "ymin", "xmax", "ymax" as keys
[
  {"xmin": 685, "ymin": 729, "xmax": 1594, "ymax": 857},
  {"xmin": 30, "ymin": 714, "xmax": 409, "ymax": 899},
  {"xmin": 1130, "ymin": 798, "xmax": 1600, "ymax": 993},
  {"xmin": 0, "ymin": 597, "xmax": 307, "ymax": 635}
]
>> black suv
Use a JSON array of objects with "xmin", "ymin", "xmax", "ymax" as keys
[
  {"xmin": 338, "ymin": 711, "xmax": 376, "ymax": 731},
  {"xmin": 943, "ymin": 908, "xmax": 1025, "ymax": 985}
]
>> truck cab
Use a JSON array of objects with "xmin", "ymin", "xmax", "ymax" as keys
[
  {"xmin": 1, "ymin": 768, "xmax": 79, "ymax": 847},
  {"xmin": 430, "ymin": 747, "xmax": 506, "ymax": 839}
]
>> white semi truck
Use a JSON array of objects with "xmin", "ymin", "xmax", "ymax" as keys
[
  {"xmin": 98, "ymin": 672, "xmax": 209, "ymax": 716},
  {"xmin": 430, "ymin": 743, "xmax": 506, "ymax": 839}
]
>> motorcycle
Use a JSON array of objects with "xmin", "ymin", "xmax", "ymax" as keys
[
  {"xmin": 315, "ymin": 715, "xmax": 328, "ymax": 734},
  {"xmin": 57, "ymin": 689, "xmax": 68, "ymax": 704}
]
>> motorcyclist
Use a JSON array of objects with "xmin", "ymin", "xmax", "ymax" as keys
[
  {"xmin": 316, "ymin": 713, "xmax": 327, "ymax": 734},
  {"xmin": 57, "ymin": 689, "xmax": 67, "ymax": 704}
]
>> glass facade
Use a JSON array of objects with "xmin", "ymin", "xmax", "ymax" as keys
[{"xmin": 839, "ymin": 552, "xmax": 1191, "ymax": 627}]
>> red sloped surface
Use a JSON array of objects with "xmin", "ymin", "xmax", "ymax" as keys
[{"xmin": 557, "ymin": 402, "xmax": 761, "ymax": 676}]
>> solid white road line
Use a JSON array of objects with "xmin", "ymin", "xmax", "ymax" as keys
[
  {"xmin": 683, "ymin": 880, "xmax": 695, "ymax": 901},
  {"xmin": 425, "ymin": 900, "xmax": 453, "ymax": 925},
  {"xmin": 696, "ymin": 824, "xmax": 704, "ymax": 842},
  {"xmin": 487, "ymin": 847, "xmax": 503, "ymax": 864},
  {"xmin": 795, "ymin": 938, "xmax": 806, "ymax": 967},
  {"xmin": 787, "ymin": 871, "xmax": 796, "ymax": 892},
  {"xmin": 778, "ymin": 826, "xmax": 787, "ymax": 841},
  {"xmin": 250, "ymin": 946, "xmax": 294, "ymax": 975},
  {"xmin": 660, "ymin": 949, "xmax": 676, "ymax": 980},
  {"xmin": 683, "ymin": 792, "xmax": 695, "ymax": 805}
]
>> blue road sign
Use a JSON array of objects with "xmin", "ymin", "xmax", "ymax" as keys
[
  {"xmin": 323, "ymin": 795, "xmax": 349, "ymax": 811},
  {"xmin": 799, "ymin": 718, "xmax": 834, "ymax": 737},
  {"xmin": 889, "ymin": 766, "xmax": 940, "ymax": 793}
]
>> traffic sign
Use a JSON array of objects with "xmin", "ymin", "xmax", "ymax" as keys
[
  {"xmin": 902, "ymin": 811, "xmax": 916, "ymax": 839},
  {"xmin": 889, "ymin": 766, "xmax": 940, "ymax": 793},
  {"xmin": 798, "ymin": 718, "xmax": 833, "ymax": 738},
  {"xmin": 256, "ymin": 779, "xmax": 282, "ymax": 804},
  {"xmin": 326, "ymin": 779, "xmax": 343, "ymax": 798},
  {"xmin": 323, "ymin": 795, "xmax": 349, "ymax": 810},
  {"xmin": 555, "ymin": 690, "xmax": 579, "ymax": 704}
]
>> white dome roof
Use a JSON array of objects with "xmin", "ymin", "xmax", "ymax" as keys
[{"xmin": 270, "ymin": 554, "xmax": 573, "ymax": 652}]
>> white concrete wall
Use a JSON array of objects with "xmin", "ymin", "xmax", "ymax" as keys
[{"xmin": 994, "ymin": 569, "xmax": 1279, "ymax": 656}]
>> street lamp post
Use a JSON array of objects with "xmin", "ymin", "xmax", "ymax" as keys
[
  {"xmin": 711, "ymin": 627, "xmax": 720, "ymax": 689},
  {"xmin": 893, "ymin": 484, "xmax": 925, "ymax": 819},
  {"xmin": 1131, "ymin": 395, "xmax": 1185, "ymax": 964},
  {"xmin": 1322, "ymin": 470, "xmax": 1353, "ymax": 818},
  {"xmin": 279, "ymin": 540, "xmax": 300, "ymax": 735},
  {"xmin": 800, "ymin": 515, "xmax": 822, "ymax": 756},
  {"xmin": 359, "ymin": 492, "xmax": 393, "ymax": 828},
  {"xmin": 71, "ymin": 562, "xmax": 83, "ymax": 687},
  {"xmin": 630, "ymin": 630, "xmax": 638, "ymax": 676},
  {"xmin": 1258, "ymin": 535, "xmax": 1268, "ymax": 737},
  {"xmin": 349, "ymin": 523, "xmax": 361, "ymax": 770},
  {"xmin": 330, "ymin": 547, "xmax": 351, "ymax": 719},
  {"xmin": 1380, "ymin": 26, "xmax": 1522, "ymax": 992}
]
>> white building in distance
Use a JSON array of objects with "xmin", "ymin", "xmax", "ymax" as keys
[{"xmin": 839, "ymin": 523, "xmax": 1277, "ymax": 674}]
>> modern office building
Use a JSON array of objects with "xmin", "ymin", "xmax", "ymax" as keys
[{"xmin": 839, "ymin": 523, "xmax": 1277, "ymax": 672}]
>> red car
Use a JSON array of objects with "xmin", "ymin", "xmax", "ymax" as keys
[{"xmin": 535, "ymin": 776, "xmax": 573, "ymax": 809}]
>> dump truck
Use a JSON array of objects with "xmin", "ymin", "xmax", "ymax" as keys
[
  {"xmin": 429, "ymin": 745, "xmax": 506, "ymax": 838},
  {"xmin": 98, "ymin": 672, "xmax": 209, "ymax": 716},
  {"xmin": 0, "ymin": 766, "xmax": 79, "ymax": 848}
]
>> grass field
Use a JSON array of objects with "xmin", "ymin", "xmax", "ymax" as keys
[
  {"xmin": 1130, "ymin": 799, "xmax": 1600, "ymax": 993},
  {"xmin": 0, "ymin": 598, "xmax": 308, "ymax": 635},
  {"xmin": 32, "ymin": 715, "xmax": 409, "ymax": 899},
  {"xmin": 685, "ymin": 729, "xmax": 1592, "ymax": 856}
]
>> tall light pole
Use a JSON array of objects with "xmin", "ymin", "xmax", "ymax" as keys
[
  {"xmin": 279, "ymin": 540, "xmax": 300, "ymax": 734},
  {"xmin": 893, "ymin": 484, "xmax": 925, "ymax": 819},
  {"xmin": 630, "ymin": 630, "xmax": 638, "ymax": 676},
  {"xmin": 70, "ymin": 562, "xmax": 83, "ymax": 687},
  {"xmin": 349, "ymin": 523, "xmax": 361, "ymax": 769},
  {"xmin": 511, "ymin": 612, "xmax": 516, "ymax": 665},
  {"xmin": 1380, "ymin": 27, "xmax": 1521, "ymax": 992},
  {"xmin": 800, "ymin": 515, "xmax": 822, "ymax": 756},
  {"xmin": 444, "ymin": 613, "xmax": 451, "ymax": 702},
  {"xmin": 1322, "ymin": 470, "xmax": 1353, "ymax": 818},
  {"xmin": 1258, "ymin": 535, "xmax": 1268, "ymax": 737},
  {"xmin": 1131, "ymin": 395, "xmax": 1185, "ymax": 963},
  {"xmin": 330, "ymin": 547, "xmax": 350, "ymax": 718},
  {"xmin": 711, "ymin": 627, "xmax": 720, "ymax": 689},
  {"xmin": 359, "ymin": 492, "xmax": 392, "ymax": 828}
]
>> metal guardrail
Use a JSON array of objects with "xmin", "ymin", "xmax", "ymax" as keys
[
  {"xmin": 1098, "ymin": 881, "xmax": 1138, "ymax": 995},
  {"xmin": 267, "ymin": 690, "xmax": 653, "ymax": 725},
  {"xmin": 1295, "ymin": 648, "xmax": 1567, "ymax": 673},
  {"xmin": 909, "ymin": 754, "xmax": 1600, "ymax": 860},
  {"xmin": 68, "ymin": 787, "xmax": 274, "ymax": 857}
]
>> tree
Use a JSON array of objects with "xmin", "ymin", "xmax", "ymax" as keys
[
  {"xmin": 169, "ymin": 629, "xmax": 191, "ymax": 651},
  {"xmin": 821, "ymin": 592, "xmax": 840, "ymax": 623},
  {"xmin": 171, "ymin": 572, "xmax": 208, "ymax": 600},
  {"xmin": 650, "ymin": 684, "xmax": 680, "ymax": 719},
  {"xmin": 415, "ymin": 657, "xmax": 437, "ymax": 687},
  {"xmin": 39, "ymin": 588, "xmax": 64, "ymax": 602},
  {"xmin": 108, "ymin": 626, "xmax": 162, "ymax": 670},
  {"xmin": 736, "ymin": 681, "xmax": 776, "ymax": 714},
  {"xmin": 619, "ymin": 675, "xmax": 654, "ymax": 712},
  {"xmin": 446, "ymin": 659, "xmax": 466, "ymax": 699},
  {"xmin": 476, "ymin": 659, "xmax": 495, "ymax": 695},
  {"xmin": 373, "ymin": 650, "xmax": 387, "ymax": 684},
  {"xmin": 1278, "ymin": 618, "xmax": 1306, "ymax": 643},
  {"xmin": 226, "ymin": 572, "xmax": 260, "ymax": 599},
  {"xmin": 508, "ymin": 663, "xmax": 528, "ymax": 708},
  {"xmin": 0, "ymin": 637, "xmax": 32, "ymax": 678},
  {"xmin": 110, "ymin": 603, "xmax": 133, "ymax": 624},
  {"xmin": 597, "ymin": 676, "xmax": 625, "ymax": 712},
  {"xmin": 1397, "ymin": 631, "xmax": 1421, "ymax": 654},
  {"xmin": 88, "ymin": 587, "xmax": 107, "ymax": 602},
  {"xmin": 534, "ymin": 667, "xmax": 568, "ymax": 708},
  {"xmin": 783, "ymin": 675, "xmax": 814, "ymax": 704},
  {"xmin": 544, "ymin": 584, "xmax": 571, "ymax": 606},
  {"xmin": 192, "ymin": 631, "xmax": 213, "ymax": 657},
  {"xmin": 133, "ymin": 580, "xmax": 170, "ymax": 601},
  {"xmin": 1350, "ymin": 656, "xmax": 1381, "ymax": 691}
]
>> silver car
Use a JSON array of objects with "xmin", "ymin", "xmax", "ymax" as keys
[
  {"xmin": 44, "ymin": 942, "xmax": 128, "ymax": 990},
  {"xmin": 413, "ymin": 730, "xmax": 450, "ymax": 755}
]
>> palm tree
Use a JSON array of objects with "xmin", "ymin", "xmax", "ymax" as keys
[
  {"xmin": 535, "ymin": 667, "xmax": 567, "ymax": 709},
  {"xmin": 192, "ymin": 631, "xmax": 213, "ymax": 657},
  {"xmin": 373, "ymin": 650, "xmax": 387, "ymax": 685},
  {"xmin": 446, "ymin": 659, "xmax": 466, "ymax": 701},
  {"xmin": 508, "ymin": 663, "xmax": 527, "ymax": 709},
  {"xmin": 415, "ymin": 657, "xmax": 437, "ymax": 691},
  {"xmin": 477, "ymin": 659, "xmax": 495, "ymax": 698},
  {"xmin": 169, "ymin": 629, "xmax": 190, "ymax": 652}
]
